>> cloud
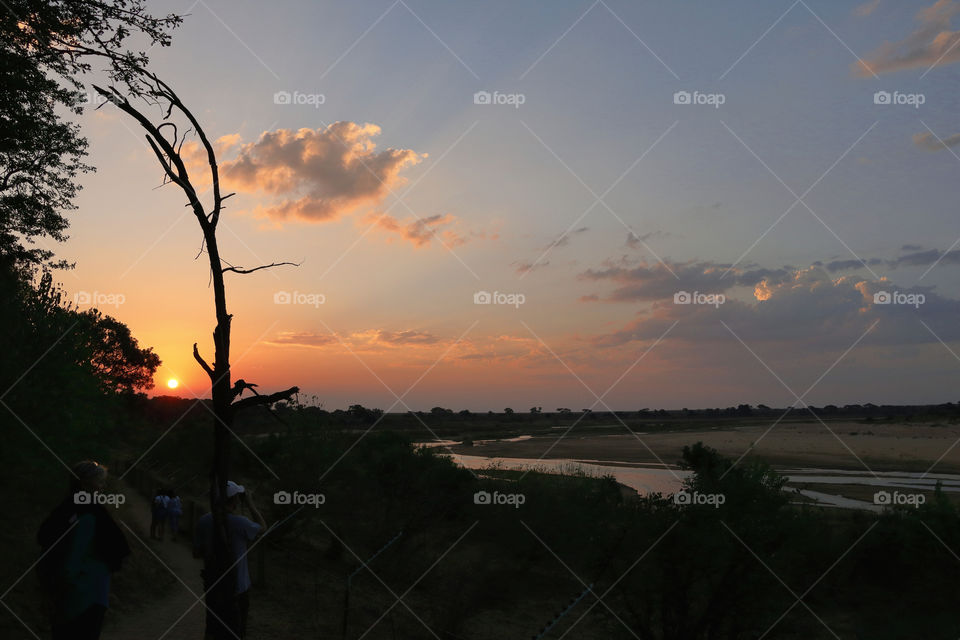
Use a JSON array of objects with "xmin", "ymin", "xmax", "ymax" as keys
[
  {"xmin": 823, "ymin": 246, "xmax": 960, "ymax": 271},
  {"xmin": 515, "ymin": 260, "xmax": 550, "ymax": 275},
  {"xmin": 821, "ymin": 258, "xmax": 883, "ymax": 272},
  {"xmin": 545, "ymin": 226, "xmax": 589, "ymax": 250},
  {"xmin": 625, "ymin": 230, "xmax": 668, "ymax": 249},
  {"xmin": 372, "ymin": 329, "xmax": 441, "ymax": 345},
  {"xmin": 590, "ymin": 265, "xmax": 957, "ymax": 351},
  {"xmin": 913, "ymin": 130, "xmax": 960, "ymax": 151},
  {"xmin": 581, "ymin": 245, "xmax": 960, "ymax": 308},
  {"xmin": 363, "ymin": 211, "xmax": 476, "ymax": 248},
  {"xmin": 854, "ymin": 0, "xmax": 881, "ymax": 17},
  {"xmin": 263, "ymin": 328, "xmax": 554, "ymax": 369},
  {"xmin": 266, "ymin": 328, "xmax": 441, "ymax": 350},
  {"xmin": 580, "ymin": 259, "xmax": 792, "ymax": 302},
  {"xmin": 216, "ymin": 122, "xmax": 425, "ymax": 222},
  {"xmin": 512, "ymin": 228, "xmax": 589, "ymax": 274},
  {"xmin": 184, "ymin": 123, "xmax": 491, "ymax": 247},
  {"xmin": 265, "ymin": 331, "xmax": 338, "ymax": 348},
  {"xmin": 855, "ymin": 0, "xmax": 960, "ymax": 76}
]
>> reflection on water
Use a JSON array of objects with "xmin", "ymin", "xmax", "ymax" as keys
[
  {"xmin": 450, "ymin": 453, "xmax": 687, "ymax": 495},
  {"xmin": 418, "ymin": 439, "xmax": 960, "ymax": 511}
]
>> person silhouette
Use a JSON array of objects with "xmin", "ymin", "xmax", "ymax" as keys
[
  {"xmin": 37, "ymin": 461, "xmax": 130, "ymax": 640},
  {"xmin": 166, "ymin": 489, "xmax": 183, "ymax": 541},
  {"xmin": 150, "ymin": 488, "xmax": 169, "ymax": 540},
  {"xmin": 193, "ymin": 481, "xmax": 265, "ymax": 639}
]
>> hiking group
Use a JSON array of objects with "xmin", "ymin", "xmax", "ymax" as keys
[
  {"xmin": 37, "ymin": 462, "xmax": 265, "ymax": 640},
  {"xmin": 150, "ymin": 487, "xmax": 183, "ymax": 542}
]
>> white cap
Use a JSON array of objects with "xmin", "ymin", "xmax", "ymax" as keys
[{"xmin": 226, "ymin": 481, "xmax": 245, "ymax": 498}]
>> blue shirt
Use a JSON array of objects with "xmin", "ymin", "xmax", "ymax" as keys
[
  {"xmin": 63, "ymin": 513, "xmax": 110, "ymax": 618},
  {"xmin": 193, "ymin": 513, "xmax": 261, "ymax": 594}
]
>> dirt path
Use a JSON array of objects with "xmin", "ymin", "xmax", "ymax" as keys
[{"xmin": 102, "ymin": 484, "xmax": 206, "ymax": 640}]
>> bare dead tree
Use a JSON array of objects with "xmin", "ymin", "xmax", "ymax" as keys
[{"xmin": 91, "ymin": 69, "xmax": 298, "ymax": 635}]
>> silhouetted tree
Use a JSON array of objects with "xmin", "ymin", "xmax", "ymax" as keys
[
  {"xmin": 90, "ymin": 52, "xmax": 298, "ymax": 637},
  {"xmin": 0, "ymin": 0, "xmax": 180, "ymax": 268},
  {"xmin": 78, "ymin": 310, "xmax": 160, "ymax": 393}
]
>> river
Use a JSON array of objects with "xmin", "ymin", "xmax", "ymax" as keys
[{"xmin": 418, "ymin": 440, "xmax": 960, "ymax": 511}]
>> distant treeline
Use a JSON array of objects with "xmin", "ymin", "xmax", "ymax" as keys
[{"xmin": 139, "ymin": 395, "xmax": 960, "ymax": 433}]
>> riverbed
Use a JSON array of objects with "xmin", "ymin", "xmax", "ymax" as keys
[{"xmin": 417, "ymin": 434, "xmax": 960, "ymax": 511}]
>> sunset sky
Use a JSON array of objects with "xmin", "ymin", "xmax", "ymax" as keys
[{"xmin": 59, "ymin": 0, "xmax": 960, "ymax": 411}]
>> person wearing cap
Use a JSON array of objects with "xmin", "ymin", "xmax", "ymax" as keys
[{"xmin": 192, "ymin": 480, "xmax": 266, "ymax": 639}]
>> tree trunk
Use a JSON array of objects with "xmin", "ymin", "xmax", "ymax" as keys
[{"xmin": 206, "ymin": 226, "xmax": 240, "ymax": 636}]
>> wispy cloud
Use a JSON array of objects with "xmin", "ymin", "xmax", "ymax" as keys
[
  {"xmin": 580, "ymin": 259, "xmax": 792, "ymax": 302},
  {"xmin": 855, "ymin": 0, "xmax": 960, "ymax": 76},
  {"xmin": 364, "ymin": 211, "xmax": 479, "ymax": 248},
  {"xmin": 854, "ymin": 0, "xmax": 881, "ymax": 18},
  {"xmin": 913, "ymin": 130, "xmax": 960, "ymax": 151}
]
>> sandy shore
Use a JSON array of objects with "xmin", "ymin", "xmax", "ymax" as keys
[{"xmin": 451, "ymin": 421, "xmax": 960, "ymax": 473}]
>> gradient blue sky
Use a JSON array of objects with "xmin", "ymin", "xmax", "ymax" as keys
[{"xmin": 59, "ymin": 0, "xmax": 960, "ymax": 410}]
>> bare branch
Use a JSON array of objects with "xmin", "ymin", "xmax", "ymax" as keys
[
  {"xmin": 221, "ymin": 260, "xmax": 301, "ymax": 275},
  {"xmin": 193, "ymin": 342, "xmax": 214, "ymax": 380},
  {"xmin": 231, "ymin": 386, "xmax": 299, "ymax": 413},
  {"xmin": 92, "ymin": 84, "xmax": 209, "ymax": 230},
  {"xmin": 194, "ymin": 236, "xmax": 207, "ymax": 260}
]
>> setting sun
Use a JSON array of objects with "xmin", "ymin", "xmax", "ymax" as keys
[{"xmin": 166, "ymin": 378, "xmax": 179, "ymax": 389}]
